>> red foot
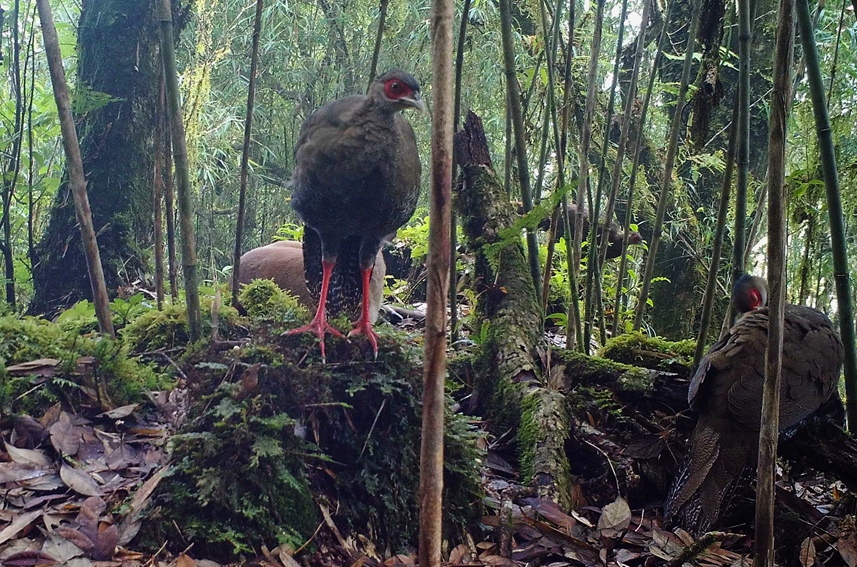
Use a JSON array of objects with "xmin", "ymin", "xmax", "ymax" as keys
[
  {"xmin": 284, "ymin": 315, "xmax": 345, "ymax": 362},
  {"xmin": 348, "ymin": 319, "xmax": 379, "ymax": 358}
]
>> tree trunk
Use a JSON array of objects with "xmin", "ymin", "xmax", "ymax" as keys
[
  {"xmin": 30, "ymin": 0, "xmax": 161, "ymax": 315},
  {"xmin": 455, "ymin": 112, "xmax": 574, "ymax": 505}
]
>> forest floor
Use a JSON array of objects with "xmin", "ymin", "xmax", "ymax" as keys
[{"xmin": 0, "ymin": 312, "xmax": 854, "ymax": 567}]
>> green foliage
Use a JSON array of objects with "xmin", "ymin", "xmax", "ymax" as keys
[
  {"xmin": 599, "ymin": 331, "xmax": 695, "ymax": 372},
  {"xmin": 237, "ymin": 278, "xmax": 308, "ymax": 326},
  {"xmin": 0, "ymin": 315, "xmax": 171, "ymax": 416},
  {"xmin": 143, "ymin": 339, "xmax": 484, "ymax": 558},
  {"xmin": 71, "ymin": 82, "xmax": 123, "ymax": 115},
  {"xmin": 273, "ymin": 223, "xmax": 304, "ymax": 242},
  {"xmin": 121, "ymin": 292, "xmax": 242, "ymax": 352},
  {"xmin": 395, "ymin": 214, "xmax": 430, "ymax": 263},
  {"xmin": 147, "ymin": 380, "xmax": 318, "ymax": 556}
]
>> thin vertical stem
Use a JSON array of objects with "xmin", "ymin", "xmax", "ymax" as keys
[
  {"xmin": 633, "ymin": 0, "xmax": 703, "ymax": 330},
  {"xmin": 754, "ymin": 0, "xmax": 793, "ymax": 562},
  {"xmin": 231, "ymin": 0, "xmax": 264, "ymax": 309},
  {"xmin": 419, "ymin": 0, "xmax": 453, "ymax": 561}
]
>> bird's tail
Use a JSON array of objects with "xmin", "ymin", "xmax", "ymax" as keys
[
  {"xmin": 303, "ymin": 229, "xmax": 364, "ymax": 319},
  {"xmin": 665, "ymin": 418, "xmax": 754, "ymax": 534}
]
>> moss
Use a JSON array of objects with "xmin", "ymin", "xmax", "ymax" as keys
[
  {"xmin": 141, "ymin": 337, "xmax": 484, "ymax": 558},
  {"xmin": 599, "ymin": 331, "xmax": 695, "ymax": 373},
  {"xmin": 237, "ymin": 279, "xmax": 308, "ymax": 326},
  {"xmin": 0, "ymin": 315, "xmax": 172, "ymax": 416},
  {"xmin": 121, "ymin": 295, "xmax": 243, "ymax": 352}
]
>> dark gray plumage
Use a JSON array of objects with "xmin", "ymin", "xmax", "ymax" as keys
[
  {"xmin": 286, "ymin": 69, "xmax": 423, "ymax": 359},
  {"xmin": 666, "ymin": 274, "xmax": 843, "ymax": 533}
]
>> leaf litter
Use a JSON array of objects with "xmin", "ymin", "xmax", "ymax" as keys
[{"xmin": 1, "ymin": 364, "xmax": 854, "ymax": 567}]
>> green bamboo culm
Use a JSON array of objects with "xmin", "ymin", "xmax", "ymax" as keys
[
  {"xmin": 795, "ymin": 0, "xmax": 857, "ymax": 430},
  {"xmin": 159, "ymin": 0, "xmax": 202, "ymax": 342},
  {"xmin": 612, "ymin": 0, "xmax": 672, "ymax": 335},
  {"xmin": 693, "ymin": 0, "xmax": 756, "ymax": 366},
  {"xmin": 499, "ymin": 0, "xmax": 542, "ymax": 303},
  {"xmin": 583, "ymin": 0, "xmax": 629, "ymax": 351},
  {"xmin": 633, "ymin": 0, "xmax": 703, "ymax": 330}
]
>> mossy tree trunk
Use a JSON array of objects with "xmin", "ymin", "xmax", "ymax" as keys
[
  {"xmin": 454, "ymin": 111, "xmax": 574, "ymax": 505},
  {"xmin": 30, "ymin": 0, "xmax": 162, "ymax": 314}
]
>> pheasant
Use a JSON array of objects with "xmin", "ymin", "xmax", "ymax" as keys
[
  {"xmin": 665, "ymin": 274, "xmax": 843, "ymax": 533},
  {"xmin": 286, "ymin": 69, "xmax": 423, "ymax": 360}
]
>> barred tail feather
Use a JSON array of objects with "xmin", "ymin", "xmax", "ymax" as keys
[{"xmin": 302, "ymin": 229, "xmax": 363, "ymax": 319}]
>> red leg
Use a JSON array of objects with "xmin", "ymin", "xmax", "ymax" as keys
[
  {"xmin": 347, "ymin": 266, "xmax": 380, "ymax": 357},
  {"xmin": 284, "ymin": 258, "xmax": 345, "ymax": 361}
]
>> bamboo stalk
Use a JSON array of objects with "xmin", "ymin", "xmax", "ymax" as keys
[
  {"xmin": 35, "ymin": 0, "xmax": 114, "ymax": 338},
  {"xmin": 230, "ymin": 0, "xmax": 264, "ymax": 309},
  {"xmin": 633, "ymin": 0, "xmax": 703, "ymax": 330},
  {"xmin": 754, "ymin": 0, "xmax": 793, "ymax": 561},
  {"xmin": 159, "ymin": 0, "xmax": 202, "ymax": 341},
  {"xmin": 419, "ymin": 0, "xmax": 453, "ymax": 561},
  {"xmin": 796, "ymin": 0, "xmax": 857, "ymax": 429},
  {"xmin": 612, "ymin": 0, "xmax": 672, "ymax": 334}
]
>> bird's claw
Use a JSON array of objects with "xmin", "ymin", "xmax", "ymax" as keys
[
  {"xmin": 284, "ymin": 318, "xmax": 346, "ymax": 362},
  {"xmin": 348, "ymin": 322, "xmax": 379, "ymax": 359}
]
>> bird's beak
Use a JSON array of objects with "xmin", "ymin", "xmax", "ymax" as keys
[{"xmin": 405, "ymin": 93, "xmax": 427, "ymax": 114}]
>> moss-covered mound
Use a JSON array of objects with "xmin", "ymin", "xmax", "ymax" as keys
[
  {"xmin": 141, "ymin": 283, "xmax": 484, "ymax": 559},
  {"xmin": 0, "ymin": 315, "xmax": 170, "ymax": 414},
  {"xmin": 598, "ymin": 331, "xmax": 695, "ymax": 374}
]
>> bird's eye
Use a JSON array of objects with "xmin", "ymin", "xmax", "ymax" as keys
[{"xmin": 384, "ymin": 80, "xmax": 409, "ymax": 100}]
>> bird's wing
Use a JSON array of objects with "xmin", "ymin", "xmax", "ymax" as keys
[
  {"xmin": 293, "ymin": 96, "xmax": 377, "ymax": 191},
  {"xmin": 722, "ymin": 307, "xmax": 841, "ymax": 431},
  {"xmin": 778, "ymin": 305, "xmax": 843, "ymax": 429}
]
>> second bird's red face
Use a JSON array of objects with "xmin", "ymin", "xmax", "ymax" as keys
[{"xmin": 384, "ymin": 79, "xmax": 416, "ymax": 101}]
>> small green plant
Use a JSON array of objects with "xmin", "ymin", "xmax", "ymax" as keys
[{"xmin": 274, "ymin": 222, "xmax": 304, "ymax": 242}]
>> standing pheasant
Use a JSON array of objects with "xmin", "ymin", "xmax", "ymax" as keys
[
  {"xmin": 286, "ymin": 69, "xmax": 423, "ymax": 360},
  {"xmin": 665, "ymin": 274, "xmax": 843, "ymax": 533}
]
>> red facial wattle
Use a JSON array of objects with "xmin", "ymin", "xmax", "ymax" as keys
[
  {"xmin": 384, "ymin": 79, "xmax": 412, "ymax": 101},
  {"xmin": 748, "ymin": 288, "xmax": 762, "ymax": 310}
]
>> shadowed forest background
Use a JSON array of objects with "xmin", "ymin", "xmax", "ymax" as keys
[
  {"xmin": 2, "ymin": 0, "xmax": 857, "ymax": 564},
  {"xmin": 1, "ymin": 0, "xmax": 854, "ymax": 337}
]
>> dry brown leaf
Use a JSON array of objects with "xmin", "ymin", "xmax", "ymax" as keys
[
  {"xmin": 0, "ymin": 510, "xmax": 42, "ymax": 545},
  {"xmin": 0, "ymin": 462, "xmax": 54, "ymax": 483},
  {"xmin": 50, "ymin": 413, "xmax": 83, "ymax": 456},
  {"xmin": 59, "ymin": 463, "xmax": 102, "ymax": 497},
  {"xmin": 5, "ymin": 359, "xmax": 61, "ymax": 376},
  {"xmin": 597, "ymin": 496, "xmax": 632, "ymax": 532},
  {"xmin": 92, "ymin": 523, "xmax": 118, "ymax": 560},
  {"xmin": 674, "ymin": 528, "xmax": 695, "ymax": 546},
  {"xmin": 53, "ymin": 527, "xmax": 95, "ymax": 552},
  {"xmin": 0, "ymin": 549, "xmax": 59, "ymax": 566},
  {"xmin": 22, "ymin": 471, "xmax": 64, "ymax": 491},
  {"xmin": 570, "ymin": 509, "xmax": 594, "ymax": 528},
  {"xmin": 448, "ymin": 543, "xmax": 471, "ymax": 564},
  {"xmin": 99, "ymin": 404, "xmax": 139, "ymax": 420},
  {"xmin": 521, "ymin": 497, "xmax": 577, "ymax": 531},
  {"xmin": 5, "ymin": 443, "xmax": 52, "ymax": 466},
  {"xmin": 649, "ymin": 527, "xmax": 684, "ymax": 561},
  {"xmin": 116, "ymin": 468, "xmax": 167, "ymax": 546},
  {"xmin": 839, "ymin": 536, "xmax": 857, "ymax": 567},
  {"xmin": 277, "ymin": 547, "xmax": 303, "ymax": 567},
  {"xmin": 13, "ymin": 416, "xmax": 48, "ymax": 449},
  {"xmin": 233, "ymin": 364, "xmax": 261, "ymax": 401},
  {"xmin": 479, "ymin": 555, "xmax": 516, "ymax": 566},
  {"xmin": 176, "ymin": 553, "xmax": 196, "ymax": 567},
  {"xmin": 41, "ymin": 532, "xmax": 87, "ymax": 563},
  {"xmin": 800, "ymin": 537, "xmax": 817, "ymax": 567}
]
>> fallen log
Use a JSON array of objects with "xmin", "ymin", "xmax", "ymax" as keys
[{"xmin": 454, "ymin": 111, "xmax": 572, "ymax": 506}]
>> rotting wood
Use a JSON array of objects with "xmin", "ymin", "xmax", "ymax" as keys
[{"xmin": 454, "ymin": 111, "xmax": 571, "ymax": 505}]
